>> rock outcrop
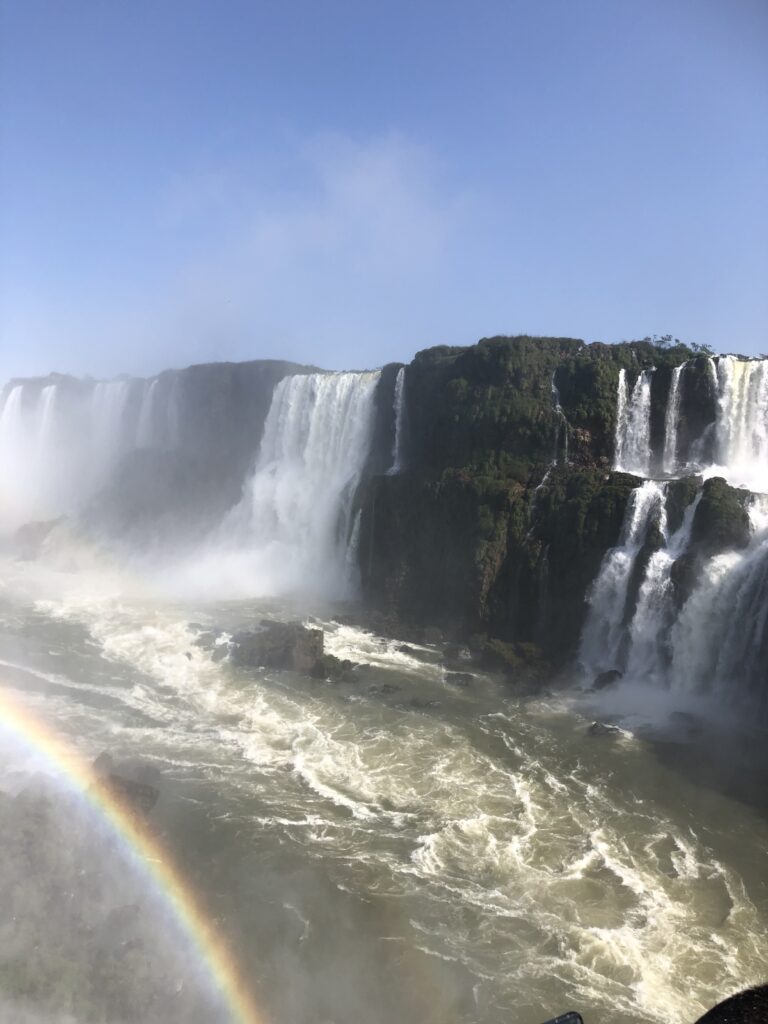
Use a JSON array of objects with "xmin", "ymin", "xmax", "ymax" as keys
[{"xmin": 231, "ymin": 621, "xmax": 325, "ymax": 674}]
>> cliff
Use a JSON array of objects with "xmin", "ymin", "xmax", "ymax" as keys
[{"xmin": 356, "ymin": 335, "xmax": 754, "ymax": 671}]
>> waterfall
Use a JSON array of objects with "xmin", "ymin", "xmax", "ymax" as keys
[
  {"xmin": 135, "ymin": 376, "xmax": 180, "ymax": 450},
  {"xmin": 668, "ymin": 498, "xmax": 768, "ymax": 713},
  {"xmin": 662, "ymin": 364, "xmax": 684, "ymax": 475},
  {"xmin": 218, "ymin": 371, "xmax": 381, "ymax": 595},
  {"xmin": 614, "ymin": 369, "xmax": 654, "ymax": 475},
  {"xmin": 614, "ymin": 369, "xmax": 628, "ymax": 468},
  {"xmin": 714, "ymin": 356, "xmax": 768, "ymax": 492},
  {"xmin": 0, "ymin": 375, "xmax": 183, "ymax": 533},
  {"xmin": 136, "ymin": 378, "xmax": 160, "ymax": 447},
  {"xmin": 618, "ymin": 354, "xmax": 768, "ymax": 490},
  {"xmin": 551, "ymin": 374, "xmax": 569, "ymax": 464},
  {"xmin": 387, "ymin": 367, "xmax": 407, "ymax": 475},
  {"xmin": 580, "ymin": 480, "xmax": 665, "ymax": 673},
  {"xmin": 0, "ymin": 386, "xmax": 27, "ymax": 529},
  {"xmin": 0, "ymin": 383, "xmax": 76, "ymax": 527},
  {"xmin": 623, "ymin": 489, "xmax": 701, "ymax": 683},
  {"xmin": 581, "ymin": 478, "xmax": 768, "ymax": 715},
  {"xmin": 91, "ymin": 380, "xmax": 133, "ymax": 477},
  {"xmin": 344, "ymin": 508, "xmax": 364, "ymax": 595}
]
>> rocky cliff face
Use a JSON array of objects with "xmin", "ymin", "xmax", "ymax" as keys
[{"xmin": 356, "ymin": 335, "xmax": 759, "ymax": 675}]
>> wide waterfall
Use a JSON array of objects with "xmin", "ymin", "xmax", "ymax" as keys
[
  {"xmin": 0, "ymin": 375, "xmax": 179, "ymax": 532},
  {"xmin": 213, "ymin": 371, "xmax": 381, "ymax": 596},
  {"xmin": 1, "ymin": 366, "xmax": 385, "ymax": 597}
]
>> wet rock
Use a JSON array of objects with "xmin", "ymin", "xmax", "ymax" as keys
[
  {"xmin": 592, "ymin": 669, "xmax": 623, "ymax": 691},
  {"xmin": 397, "ymin": 644, "xmax": 419, "ymax": 656},
  {"xmin": 367, "ymin": 682, "xmax": 402, "ymax": 696},
  {"xmin": 445, "ymin": 671, "xmax": 473, "ymax": 688},
  {"xmin": 588, "ymin": 721, "xmax": 622, "ymax": 737},
  {"xmin": 192, "ymin": 627, "xmax": 231, "ymax": 662},
  {"xmin": 443, "ymin": 643, "xmax": 473, "ymax": 669},
  {"xmin": 313, "ymin": 654, "xmax": 356, "ymax": 682},
  {"xmin": 231, "ymin": 621, "xmax": 325, "ymax": 675},
  {"xmin": 691, "ymin": 476, "xmax": 751, "ymax": 554},
  {"xmin": 92, "ymin": 754, "xmax": 159, "ymax": 817},
  {"xmin": 102, "ymin": 775, "xmax": 159, "ymax": 816}
]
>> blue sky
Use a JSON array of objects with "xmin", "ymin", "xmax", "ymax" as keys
[{"xmin": 1, "ymin": 0, "xmax": 766, "ymax": 380}]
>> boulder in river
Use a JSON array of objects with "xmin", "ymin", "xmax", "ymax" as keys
[
  {"xmin": 231, "ymin": 620, "xmax": 325, "ymax": 674},
  {"xmin": 592, "ymin": 669, "xmax": 623, "ymax": 691},
  {"xmin": 92, "ymin": 753, "xmax": 159, "ymax": 817},
  {"xmin": 588, "ymin": 721, "xmax": 622, "ymax": 737},
  {"xmin": 445, "ymin": 671, "xmax": 473, "ymax": 688}
]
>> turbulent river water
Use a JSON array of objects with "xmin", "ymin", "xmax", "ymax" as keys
[{"xmin": 1, "ymin": 554, "xmax": 766, "ymax": 1024}]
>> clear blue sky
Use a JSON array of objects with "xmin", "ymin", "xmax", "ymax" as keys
[{"xmin": 1, "ymin": 0, "xmax": 766, "ymax": 380}]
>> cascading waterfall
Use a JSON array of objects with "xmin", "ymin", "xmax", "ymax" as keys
[
  {"xmin": 581, "ymin": 478, "xmax": 768, "ymax": 714},
  {"xmin": 669, "ymin": 498, "xmax": 768, "ymax": 712},
  {"xmin": 217, "ymin": 371, "xmax": 381, "ymax": 596},
  {"xmin": 387, "ymin": 367, "xmax": 407, "ymax": 475},
  {"xmin": 623, "ymin": 489, "xmax": 702, "ymax": 683},
  {"xmin": 614, "ymin": 368, "xmax": 654, "ymax": 475},
  {"xmin": 613, "ymin": 355, "xmax": 768, "ymax": 491},
  {"xmin": 661, "ymin": 364, "xmax": 683, "ymax": 475},
  {"xmin": 580, "ymin": 480, "xmax": 665, "ymax": 673}
]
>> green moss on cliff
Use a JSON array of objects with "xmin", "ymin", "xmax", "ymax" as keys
[
  {"xmin": 403, "ymin": 335, "xmax": 694, "ymax": 479},
  {"xmin": 359, "ymin": 464, "xmax": 637, "ymax": 662},
  {"xmin": 407, "ymin": 336, "xmax": 584, "ymax": 480},
  {"xmin": 691, "ymin": 477, "xmax": 751, "ymax": 553}
]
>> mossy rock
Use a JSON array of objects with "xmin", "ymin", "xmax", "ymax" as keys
[{"xmin": 691, "ymin": 477, "xmax": 751, "ymax": 553}]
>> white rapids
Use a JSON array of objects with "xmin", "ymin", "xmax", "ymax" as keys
[{"xmin": 0, "ymin": 555, "xmax": 766, "ymax": 1024}]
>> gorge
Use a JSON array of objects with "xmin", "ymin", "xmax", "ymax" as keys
[
  {"xmin": 1, "ymin": 335, "xmax": 767, "ymax": 1024},
  {"xmin": 2, "ymin": 335, "xmax": 768, "ymax": 713}
]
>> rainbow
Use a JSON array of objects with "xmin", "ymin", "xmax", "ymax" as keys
[{"xmin": 0, "ymin": 685, "xmax": 266, "ymax": 1024}]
